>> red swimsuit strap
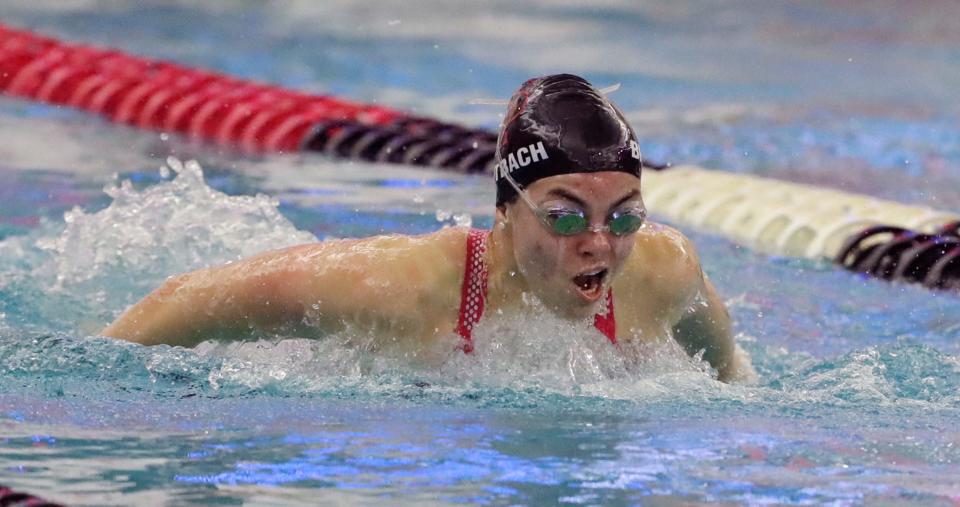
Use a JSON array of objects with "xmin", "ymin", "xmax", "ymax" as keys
[
  {"xmin": 456, "ymin": 229, "xmax": 617, "ymax": 351},
  {"xmin": 593, "ymin": 290, "xmax": 617, "ymax": 344},
  {"xmin": 456, "ymin": 229, "xmax": 489, "ymax": 353}
]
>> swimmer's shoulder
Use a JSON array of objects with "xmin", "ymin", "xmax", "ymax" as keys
[
  {"xmin": 258, "ymin": 227, "xmax": 468, "ymax": 268},
  {"xmin": 618, "ymin": 222, "xmax": 703, "ymax": 310},
  {"xmin": 409, "ymin": 226, "xmax": 473, "ymax": 310},
  {"xmin": 328, "ymin": 227, "xmax": 470, "ymax": 304},
  {"xmin": 363, "ymin": 226, "xmax": 469, "ymax": 273},
  {"xmin": 280, "ymin": 228, "xmax": 471, "ymax": 324},
  {"xmin": 349, "ymin": 227, "xmax": 471, "ymax": 333},
  {"xmin": 381, "ymin": 226, "xmax": 470, "ymax": 288},
  {"xmin": 227, "ymin": 228, "xmax": 469, "ymax": 296}
]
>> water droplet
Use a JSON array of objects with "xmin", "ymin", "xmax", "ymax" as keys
[
  {"xmin": 453, "ymin": 213, "xmax": 472, "ymax": 227},
  {"xmin": 166, "ymin": 156, "xmax": 184, "ymax": 174}
]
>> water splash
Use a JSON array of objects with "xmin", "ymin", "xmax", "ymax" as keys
[
  {"xmin": 37, "ymin": 157, "xmax": 314, "ymax": 291},
  {"xmin": 0, "ymin": 158, "xmax": 314, "ymax": 333}
]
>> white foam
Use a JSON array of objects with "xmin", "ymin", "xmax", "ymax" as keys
[
  {"xmin": 33, "ymin": 158, "xmax": 314, "ymax": 316},
  {"xmin": 433, "ymin": 297, "xmax": 724, "ymax": 398}
]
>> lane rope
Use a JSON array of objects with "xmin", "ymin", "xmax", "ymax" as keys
[
  {"xmin": 0, "ymin": 22, "xmax": 496, "ymax": 172},
  {"xmin": 0, "ymin": 484, "xmax": 65, "ymax": 507},
  {"xmin": 643, "ymin": 167, "xmax": 960, "ymax": 289}
]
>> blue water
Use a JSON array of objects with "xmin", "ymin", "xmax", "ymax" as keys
[{"xmin": 2, "ymin": 1, "xmax": 960, "ymax": 505}]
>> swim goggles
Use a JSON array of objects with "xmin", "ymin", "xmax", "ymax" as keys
[{"xmin": 501, "ymin": 169, "xmax": 646, "ymax": 236}]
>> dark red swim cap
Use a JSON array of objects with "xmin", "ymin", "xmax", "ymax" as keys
[{"xmin": 495, "ymin": 74, "xmax": 642, "ymax": 206}]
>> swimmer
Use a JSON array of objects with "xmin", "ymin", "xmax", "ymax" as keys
[{"xmin": 103, "ymin": 74, "xmax": 752, "ymax": 382}]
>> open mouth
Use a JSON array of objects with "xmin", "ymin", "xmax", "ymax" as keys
[{"xmin": 572, "ymin": 268, "xmax": 608, "ymax": 301}]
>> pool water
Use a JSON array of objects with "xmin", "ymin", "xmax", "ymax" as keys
[{"xmin": 2, "ymin": 1, "xmax": 960, "ymax": 505}]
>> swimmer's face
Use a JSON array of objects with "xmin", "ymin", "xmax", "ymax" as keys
[{"xmin": 498, "ymin": 171, "xmax": 643, "ymax": 319}]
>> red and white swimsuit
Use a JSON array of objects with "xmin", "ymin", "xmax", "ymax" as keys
[{"xmin": 455, "ymin": 229, "xmax": 617, "ymax": 353}]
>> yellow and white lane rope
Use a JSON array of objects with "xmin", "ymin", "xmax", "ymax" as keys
[{"xmin": 642, "ymin": 165, "xmax": 960, "ymax": 260}]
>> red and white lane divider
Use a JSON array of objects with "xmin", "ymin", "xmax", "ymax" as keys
[{"xmin": 0, "ymin": 23, "xmax": 496, "ymax": 171}]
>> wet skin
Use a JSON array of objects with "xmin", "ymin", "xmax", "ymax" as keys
[{"xmin": 104, "ymin": 172, "xmax": 751, "ymax": 381}]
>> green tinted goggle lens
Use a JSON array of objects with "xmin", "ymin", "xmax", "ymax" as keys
[
  {"xmin": 547, "ymin": 211, "xmax": 644, "ymax": 236},
  {"xmin": 552, "ymin": 213, "xmax": 586, "ymax": 235},
  {"xmin": 609, "ymin": 213, "xmax": 645, "ymax": 235}
]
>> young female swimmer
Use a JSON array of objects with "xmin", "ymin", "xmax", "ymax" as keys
[{"xmin": 104, "ymin": 74, "xmax": 753, "ymax": 382}]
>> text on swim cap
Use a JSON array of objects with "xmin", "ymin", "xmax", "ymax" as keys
[
  {"xmin": 496, "ymin": 141, "xmax": 549, "ymax": 179},
  {"xmin": 630, "ymin": 140, "xmax": 641, "ymax": 160}
]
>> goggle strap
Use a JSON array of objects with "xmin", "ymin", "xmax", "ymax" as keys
[{"xmin": 502, "ymin": 169, "xmax": 544, "ymax": 216}]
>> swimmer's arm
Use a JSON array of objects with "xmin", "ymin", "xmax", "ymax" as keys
[
  {"xmin": 637, "ymin": 225, "xmax": 752, "ymax": 383},
  {"xmin": 102, "ymin": 245, "xmax": 323, "ymax": 346},
  {"xmin": 671, "ymin": 272, "xmax": 744, "ymax": 382},
  {"xmin": 101, "ymin": 271, "xmax": 234, "ymax": 347},
  {"xmin": 103, "ymin": 235, "xmax": 457, "ymax": 347}
]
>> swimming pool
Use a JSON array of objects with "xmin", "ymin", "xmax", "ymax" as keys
[{"xmin": 2, "ymin": 1, "xmax": 960, "ymax": 505}]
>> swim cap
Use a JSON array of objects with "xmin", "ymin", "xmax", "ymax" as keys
[{"xmin": 495, "ymin": 74, "xmax": 642, "ymax": 206}]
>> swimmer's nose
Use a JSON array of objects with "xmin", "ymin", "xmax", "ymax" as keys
[{"xmin": 577, "ymin": 229, "xmax": 613, "ymax": 257}]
